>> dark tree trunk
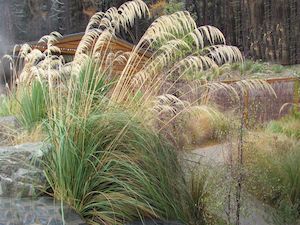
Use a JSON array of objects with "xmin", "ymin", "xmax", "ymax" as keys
[
  {"xmin": 192, "ymin": 0, "xmax": 299, "ymax": 65},
  {"xmin": 192, "ymin": 0, "xmax": 202, "ymax": 25}
]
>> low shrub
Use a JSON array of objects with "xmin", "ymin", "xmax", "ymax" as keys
[
  {"xmin": 178, "ymin": 106, "xmax": 233, "ymax": 148},
  {"xmin": 244, "ymin": 130, "xmax": 300, "ymax": 223},
  {"xmin": 267, "ymin": 113, "xmax": 300, "ymax": 140}
]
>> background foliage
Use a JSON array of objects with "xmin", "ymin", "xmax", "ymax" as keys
[{"xmin": 1, "ymin": 0, "xmax": 299, "ymax": 64}]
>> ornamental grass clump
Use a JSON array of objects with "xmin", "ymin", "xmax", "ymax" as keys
[
  {"xmin": 40, "ymin": 55, "xmax": 210, "ymax": 223},
  {"xmin": 12, "ymin": 0, "xmax": 273, "ymax": 137},
  {"xmin": 44, "ymin": 108, "xmax": 195, "ymax": 224},
  {"xmin": 7, "ymin": 0, "xmax": 276, "ymax": 224}
]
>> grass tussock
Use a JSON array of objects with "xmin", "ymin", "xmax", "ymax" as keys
[
  {"xmin": 44, "ymin": 108, "xmax": 211, "ymax": 224},
  {"xmin": 0, "ymin": 81, "xmax": 47, "ymax": 129},
  {"xmin": 177, "ymin": 106, "xmax": 233, "ymax": 149},
  {"xmin": 0, "ymin": 93, "xmax": 19, "ymax": 117},
  {"xmin": 18, "ymin": 81, "xmax": 48, "ymax": 130}
]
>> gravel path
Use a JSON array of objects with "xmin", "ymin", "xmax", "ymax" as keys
[{"xmin": 183, "ymin": 143, "xmax": 275, "ymax": 225}]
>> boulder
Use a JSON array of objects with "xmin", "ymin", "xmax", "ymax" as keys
[
  {"xmin": 0, "ymin": 197, "xmax": 87, "ymax": 225},
  {"xmin": 0, "ymin": 143, "xmax": 87, "ymax": 224},
  {"xmin": 0, "ymin": 142, "xmax": 46, "ymax": 197}
]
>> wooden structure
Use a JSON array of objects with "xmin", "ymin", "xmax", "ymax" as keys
[
  {"xmin": 26, "ymin": 32, "xmax": 147, "ymax": 55},
  {"xmin": 17, "ymin": 32, "xmax": 150, "ymax": 74}
]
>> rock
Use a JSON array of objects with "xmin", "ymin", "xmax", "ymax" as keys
[
  {"xmin": 0, "ymin": 197, "xmax": 87, "ymax": 225},
  {"xmin": 0, "ymin": 142, "xmax": 46, "ymax": 197},
  {"xmin": 0, "ymin": 142, "xmax": 87, "ymax": 224},
  {"xmin": 0, "ymin": 116, "xmax": 21, "ymax": 145}
]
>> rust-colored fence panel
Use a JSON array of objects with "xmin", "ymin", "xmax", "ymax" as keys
[
  {"xmin": 176, "ymin": 77, "xmax": 300, "ymax": 123},
  {"xmin": 212, "ymin": 77, "xmax": 300, "ymax": 123}
]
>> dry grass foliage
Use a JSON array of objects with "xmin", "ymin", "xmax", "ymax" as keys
[
  {"xmin": 12, "ymin": 124, "xmax": 45, "ymax": 145},
  {"xmin": 3, "ymin": 126, "xmax": 45, "ymax": 146},
  {"xmin": 245, "ymin": 130, "xmax": 296, "ymax": 160},
  {"xmin": 178, "ymin": 105, "xmax": 232, "ymax": 148}
]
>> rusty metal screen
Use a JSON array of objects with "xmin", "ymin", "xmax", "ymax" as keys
[{"xmin": 212, "ymin": 77, "xmax": 300, "ymax": 123}]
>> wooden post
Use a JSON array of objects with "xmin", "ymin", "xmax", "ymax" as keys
[
  {"xmin": 293, "ymin": 79, "xmax": 300, "ymax": 113},
  {"xmin": 243, "ymin": 89, "xmax": 249, "ymax": 127}
]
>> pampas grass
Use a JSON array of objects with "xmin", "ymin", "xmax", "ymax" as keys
[
  {"xmin": 2, "ymin": 0, "xmax": 278, "ymax": 224},
  {"xmin": 13, "ymin": 0, "xmax": 274, "ymax": 130}
]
